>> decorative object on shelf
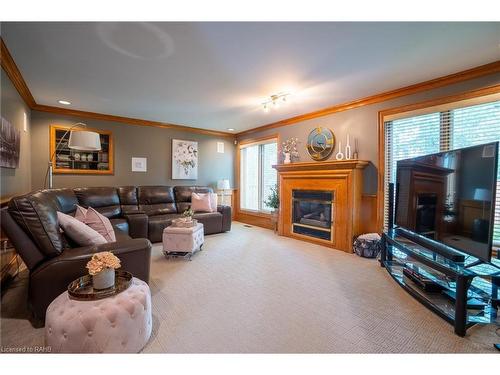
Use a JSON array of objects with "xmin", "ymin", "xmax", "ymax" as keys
[
  {"xmin": 306, "ymin": 127, "xmax": 335, "ymax": 161},
  {"xmin": 86, "ymin": 251, "xmax": 121, "ymax": 290},
  {"xmin": 217, "ymin": 179, "xmax": 231, "ymax": 205},
  {"xmin": 335, "ymin": 141, "xmax": 344, "ymax": 160},
  {"xmin": 0, "ymin": 116, "xmax": 20, "ymax": 169},
  {"xmin": 131, "ymin": 157, "xmax": 147, "ymax": 172},
  {"xmin": 172, "ymin": 139, "xmax": 198, "ymax": 179},
  {"xmin": 49, "ymin": 124, "xmax": 112, "ymax": 187},
  {"xmin": 262, "ymin": 92, "xmax": 290, "ymax": 112},
  {"xmin": 281, "ymin": 137, "xmax": 299, "ymax": 164},
  {"xmin": 353, "ymin": 138, "xmax": 359, "ymax": 160},
  {"xmin": 345, "ymin": 134, "xmax": 352, "ymax": 160}
]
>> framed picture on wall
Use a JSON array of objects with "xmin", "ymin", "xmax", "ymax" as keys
[
  {"xmin": 0, "ymin": 116, "xmax": 21, "ymax": 169},
  {"xmin": 172, "ymin": 139, "xmax": 198, "ymax": 180}
]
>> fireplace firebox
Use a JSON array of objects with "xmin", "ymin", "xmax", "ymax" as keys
[{"xmin": 292, "ymin": 190, "xmax": 334, "ymax": 241}]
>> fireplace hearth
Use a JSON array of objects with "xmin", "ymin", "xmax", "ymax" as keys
[{"xmin": 292, "ymin": 190, "xmax": 333, "ymax": 241}]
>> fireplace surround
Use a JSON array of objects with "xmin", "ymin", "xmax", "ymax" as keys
[{"xmin": 273, "ymin": 160, "xmax": 368, "ymax": 252}]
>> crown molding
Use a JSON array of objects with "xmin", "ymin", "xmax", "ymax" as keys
[
  {"xmin": 236, "ymin": 60, "xmax": 500, "ymax": 137},
  {"xmin": 0, "ymin": 37, "xmax": 36, "ymax": 108},
  {"xmin": 33, "ymin": 103, "xmax": 233, "ymax": 138},
  {"xmin": 0, "ymin": 37, "xmax": 233, "ymax": 138}
]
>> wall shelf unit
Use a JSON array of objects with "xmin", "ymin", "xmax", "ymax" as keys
[{"xmin": 50, "ymin": 125, "xmax": 114, "ymax": 175}]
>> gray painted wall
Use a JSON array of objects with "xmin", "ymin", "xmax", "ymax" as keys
[
  {"xmin": 0, "ymin": 69, "xmax": 32, "ymax": 198},
  {"xmin": 237, "ymin": 74, "xmax": 500, "ymax": 195},
  {"xmin": 30, "ymin": 111, "xmax": 235, "ymax": 190}
]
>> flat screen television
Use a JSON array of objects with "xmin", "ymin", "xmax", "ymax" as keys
[{"xmin": 395, "ymin": 141, "xmax": 498, "ymax": 263}]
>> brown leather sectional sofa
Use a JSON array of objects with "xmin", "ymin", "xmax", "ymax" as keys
[{"xmin": 1, "ymin": 185, "xmax": 231, "ymax": 323}]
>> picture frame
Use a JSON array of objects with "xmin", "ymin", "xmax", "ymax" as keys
[
  {"xmin": 172, "ymin": 139, "xmax": 198, "ymax": 180},
  {"xmin": 131, "ymin": 157, "xmax": 147, "ymax": 172},
  {"xmin": 0, "ymin": 116, "xmax": 21, "ymax": 169}
]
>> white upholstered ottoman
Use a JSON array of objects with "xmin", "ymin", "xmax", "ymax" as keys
[
  {"xmin": 45, "ymin": 277, "xmax": 152, "ymax": 353},
  {"xmin": 163, "ymin": 222, "xmax": 204, "ymax": 260}
]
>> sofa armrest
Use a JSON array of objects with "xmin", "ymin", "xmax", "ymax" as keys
[
  {"xmin": 30, "ymin": 238, "xmax": 152, "ymax": 321},
  {"xmin": 123, "ymin": 213, "xmax": 149, "ymax": 239},
  {"xmin": 217, "ymin": 205, "xmax": 232, "ymax": 232}
]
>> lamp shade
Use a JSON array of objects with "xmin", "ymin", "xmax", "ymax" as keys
[
  {"xmin": 217, "ymin": 179, "xmax": 230, "ymax": 190},
  {"xmin": 473, "ymin": 188, "xmax": 491, "ymax": 201},
  {"xmin": 68, "ymin": 130, "xmax": 101, "ymax": 151}
]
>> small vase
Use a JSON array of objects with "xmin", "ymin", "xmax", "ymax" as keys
[
  {"xmin": 92, "ymin": 268, "xmax": 115, "ymax": 290},
  {"xmin": 284, "ymin": 152, "xmax": 291, "ymax": 164}
]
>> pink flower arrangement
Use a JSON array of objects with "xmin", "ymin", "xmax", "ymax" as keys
[{"xmin": 86, "ymin": 251, "xmax": 121, "ymax": 275}]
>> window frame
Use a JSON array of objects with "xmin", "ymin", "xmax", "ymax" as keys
[{"xmin": 238, "ymin": 135, "xmax": 278, "ymax": 215}]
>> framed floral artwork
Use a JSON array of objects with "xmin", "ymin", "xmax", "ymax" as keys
[{"xmin": 172, "ymin": 139, "xmax": 198, "ymax": 179}]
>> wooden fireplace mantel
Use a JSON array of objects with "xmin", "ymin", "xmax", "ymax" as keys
[
  {"xmin": 273, "ymin": 159, "xmax": 369, "ymax": 252},
  {"xmin": 273, "ymin": 159, "xmax": 369, "ymax": 172}
]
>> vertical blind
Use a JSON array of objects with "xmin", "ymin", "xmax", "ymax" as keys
[{"xmin": 384, "ymin": 99, "xmax": 500, "ymax": 246}]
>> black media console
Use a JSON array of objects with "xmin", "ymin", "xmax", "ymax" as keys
[{"xmin": 381, "ymin": 184, "xmax": 500, "ymax": 336}]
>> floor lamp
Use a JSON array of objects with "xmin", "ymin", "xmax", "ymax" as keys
[{"xmin": 45, "ymin": 123, "xmax": 102, "ymax": 188}]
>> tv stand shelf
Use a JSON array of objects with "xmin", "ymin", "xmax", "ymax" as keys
[{"xmin": 381, "ymin": 228, "xmax": 500, "ymax": 336}]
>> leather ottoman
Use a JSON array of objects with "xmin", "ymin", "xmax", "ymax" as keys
[
  {"xmin": 163, "ymin": 222, "xmax": 204, "ymax": 260},
  {"xmin": 45, "ymin": 278, "xmax": 152, "ymax": 353}
]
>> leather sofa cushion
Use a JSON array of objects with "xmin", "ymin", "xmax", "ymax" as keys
[
  {"xmin": 74, "ymin": 187, "xmax": 121, "ymax": 218},
  {"xmin": 8, "ymin": 191, "xmax": 65, "ymax": 257},
  {"xmin": 174, "ymin": 186, "xmax": 213, "ymax": 213},
  {"xmin": 193, "ymin": 212, "xmax": 223, "ymax": 235},
  {"xmin": 138, "ymin": 186, "xmax": 177, "ymax": 216},
  {"xmin": 44, "ymin": 188, "xmax": 79, "ymax": 214},
  {"xmin": 110, "ymin": 218, "xmax": 129, "ymax": 237},
  {"xmin": 147, "ymin": 213, "xmax": 184, "ymax": 243},
  {"xmin": 118, "ymin": 186, "xmax": 141, "ymax": 214}
]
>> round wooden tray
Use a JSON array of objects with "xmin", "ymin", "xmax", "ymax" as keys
[{"xmin": 67, "ymin": 270, "xmax": 132, "ymax": 301}]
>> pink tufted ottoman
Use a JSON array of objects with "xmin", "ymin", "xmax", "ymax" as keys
[{"xmin": 45, "ymin": 278, "xmax": 152, "ymax": 353}]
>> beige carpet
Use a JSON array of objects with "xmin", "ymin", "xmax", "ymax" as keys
[{"xmin": 1, "ymin": 222, "xmax": 499, "ymax": 353}]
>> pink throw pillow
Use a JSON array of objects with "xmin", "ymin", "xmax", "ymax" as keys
[
  {"xmin": 57, "ymin": 211, "xmax": 107, "ymax": 246},
  {"xmin": 74, "ymin": 205, "xmax": 87, "ymax": 222},
  {"xmin": 85, "ymin": 207, "xmax": 116, "ymax": 242},
  {"xmin": 191, "ymin": 193, "xmax": 212, "ymax": 213}
]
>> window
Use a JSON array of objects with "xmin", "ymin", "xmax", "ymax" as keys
[
  {"xmin": 384, "ymin": 99, "xmax": 500, "ymax": 246},
  {"xmin": 240, "ymin": 139, "xmax": 277, "ymax": 212}
]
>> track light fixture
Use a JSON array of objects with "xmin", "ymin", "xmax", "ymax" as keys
[{"xmin": 262, "ymin": 92, "xmax": 290, "ymax": 112}]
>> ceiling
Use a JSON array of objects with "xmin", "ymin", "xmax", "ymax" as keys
[{"xmin": 2, "ymin": 22, "xmax": 500, "ymax": 132}]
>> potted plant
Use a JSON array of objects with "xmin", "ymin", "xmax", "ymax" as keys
[
  {"xmin": 265, "ymin": 184, "xmax": 280, "ymax": 232},
  {"xmin": 86, "ymin": 251, "xmax": 121, "ymax": 290}
]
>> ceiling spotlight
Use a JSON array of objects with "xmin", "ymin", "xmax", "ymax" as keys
[
  {"xmin": 262, "ymin": 92, "xmax": 290, "ymax": 112},
  {"xmin": 227, "ymin": 128, "xmax": 235, "ymax": 131},
  {"xmin": 58, "ymin": 100, "xmax": 71, "ymax": 105}
]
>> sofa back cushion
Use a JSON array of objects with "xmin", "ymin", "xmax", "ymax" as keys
[
  {"xmin": 73, "ymin": 187, "xmax": 121, "ymax": 218},
  {"xmin": 174, "ymin": 186, "xmax": 213, "ymax": 213},
  {"xmin": 43, "ymin": 188, "xmax": 79, "ymax": 214},
  {"xmin": 118, "ymin": 186, "xmax": 140, "ymax": 214},
  {"xmin": 8, "ymin": 191, "xmax": 65, "ymax": 258},
  {"xmin": 137, "ymin": 186, "xmax": 177, "ymax": 216}
]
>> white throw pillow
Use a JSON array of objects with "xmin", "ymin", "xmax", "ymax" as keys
[
  {"xmin": 191, "ymin": 192, "xmax": 212, "ymax": 213},
  {"xmin": 57, "ymin": 211, "xmax": 107, "ymax": 247}
]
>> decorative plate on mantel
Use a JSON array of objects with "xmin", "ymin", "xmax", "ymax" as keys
[{"xmin": 306, "ymin": 127, "xmax": 335, "ymax": 161}]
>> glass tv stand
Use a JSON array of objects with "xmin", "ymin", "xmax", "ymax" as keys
[{"xmin": 381, "ymin": 228, "xmax": 500, "ymax": 336}]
